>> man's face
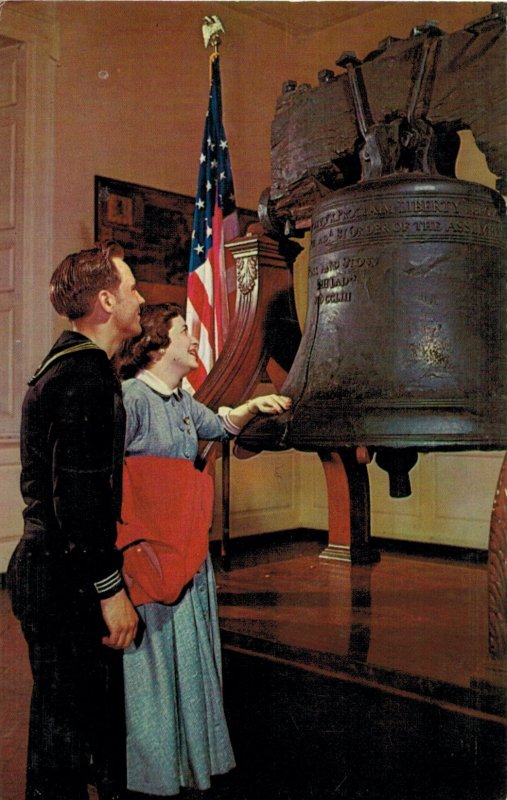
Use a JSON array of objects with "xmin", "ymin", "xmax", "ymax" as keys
[{"xmin": 109, "ymin": 258, "xmax": 144, "ymax": 338}]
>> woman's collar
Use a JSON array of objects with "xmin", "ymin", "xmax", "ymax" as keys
[{"xmin": 136, "ymin": 369, "xmax": 180, "ymax": 397}]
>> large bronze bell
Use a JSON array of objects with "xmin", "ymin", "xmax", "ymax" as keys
[
  {"xmin": 282, "ymin": 174, "xmax": 506, "ymax": 450},
  {"xmin": 242, "ymin": 174, "xmax": 506, "ymax": 456}
]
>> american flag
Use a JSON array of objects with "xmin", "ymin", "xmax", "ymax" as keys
[{"xmin": 185, "ymin": 53, "xmax": 240, "ymax": 392}]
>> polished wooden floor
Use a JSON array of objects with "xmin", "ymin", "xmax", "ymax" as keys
[
  {"xmin": 1, "ymin": 532, "xmax": 506, "ymax": 800},
  {"xmin": 215, "ymin": 532, "xmax": 506, "ymax": 720},
  {"xmin": 216, "ymin": 533, "xmax": 506, "ymax": 800}
]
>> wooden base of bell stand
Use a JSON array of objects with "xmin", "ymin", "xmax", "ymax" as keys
[
  {"xmin": 319, "ymin": 542, "xmax": 380, "ymax": 564},
  {"xmin": 318, "ymin": 449, "xmax": 380, "ymax": 565},
  {"xmin": 319, "ymin": 543, "xmax": 358, "ymax": 563}
]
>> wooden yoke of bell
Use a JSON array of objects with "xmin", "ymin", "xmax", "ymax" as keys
[{"xmin": 194, "ymin": 225, "xmax": 302, "ymax": 412}]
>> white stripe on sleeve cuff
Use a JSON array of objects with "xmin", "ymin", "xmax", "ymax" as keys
[
  {"xmin": 94, "ymin": 570, "xmax": 123, "ymax": 595},
  {"xmin": 218, "ymin": 406, "xmax": 243, "ymax": 436}
]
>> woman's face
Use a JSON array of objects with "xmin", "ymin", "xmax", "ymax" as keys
[{"xmin": 163, "ymin": 315, "xmax": 199, "ymax": 376}]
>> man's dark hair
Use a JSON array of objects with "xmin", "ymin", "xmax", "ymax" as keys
[{"xmin": 49, "ymin": 240, "xmax": 125, "ymax": 320}]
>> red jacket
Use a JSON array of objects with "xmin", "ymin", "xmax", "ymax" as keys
[{"xmin": 117, "ymin": 456, "xmax": 214, "ymax": 605}]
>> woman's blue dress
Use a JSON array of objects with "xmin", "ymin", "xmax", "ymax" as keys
[{"xmin": 122, "ymin": 377, "xmax": 235, "ymax": 795}]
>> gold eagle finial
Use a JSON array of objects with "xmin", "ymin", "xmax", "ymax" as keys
[{"xmin": 202, "ymin": 15, "xmax": 225, "ymax": 50}]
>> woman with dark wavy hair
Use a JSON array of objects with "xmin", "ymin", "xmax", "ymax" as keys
[{"xmin": 115, "ymin": 303, "xmax": 291, "ymax": 798}]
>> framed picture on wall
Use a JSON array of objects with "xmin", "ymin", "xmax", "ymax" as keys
[{"xmin": 94, "ymin": 176, "xmax": 258, "ymax": 296}]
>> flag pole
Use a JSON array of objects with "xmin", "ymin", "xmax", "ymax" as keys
[
  {"xmin": 201, "ymin": 14, "xmax": 231, "ymax": 569},
  {"xmin": 187, "ymin": 11, "xmax": 238, "ymax": 390}
]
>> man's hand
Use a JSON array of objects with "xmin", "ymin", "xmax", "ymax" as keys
[{"xmin": 100, "ymin": 588, "xmax": 138, "ymax": 649}]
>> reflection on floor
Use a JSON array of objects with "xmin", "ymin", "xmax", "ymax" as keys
[
  {"xmin": 1, "ymin": 530, "xmax": 506, "ymax": 800},
  {"xmin": 214, "ymin": 531, "xmax": 504, "ymax": 718}
]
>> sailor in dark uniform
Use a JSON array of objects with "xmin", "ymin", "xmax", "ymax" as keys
[{"xmin": 7, "ymin": 241, "xmax": 143, "ymax": 800}]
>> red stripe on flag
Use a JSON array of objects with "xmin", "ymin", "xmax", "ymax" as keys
[
  {"xmin": 212, "ymin": 203, "xmax": 228, "ymax": 354},
  {"xmin": 186, "ymin": 355, "xmax": 208, "ymax": 393},
  {"xmin": 187, "ymin": 269, "xmax": 214, "ymax": 355}
]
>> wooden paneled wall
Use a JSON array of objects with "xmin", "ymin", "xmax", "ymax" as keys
[{"xmin": 210, "ymin": 449, "xmax": 503, "ymax": 551}]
